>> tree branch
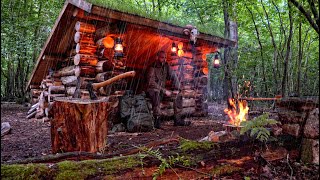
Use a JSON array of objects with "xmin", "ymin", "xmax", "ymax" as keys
[{"xmin": 289, "ymin": 0, "xmax": 319, "ymax": 34}]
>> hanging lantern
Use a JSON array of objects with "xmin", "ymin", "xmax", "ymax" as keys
[
  {"xmin": 103, "ymin": 36, "xmax": 114, "ymax": 48},
  {"xmin": 114, "ymin": 37, "xmax": 124, "ymax": 58},
  {"xmin": 213, "ymin": 53, "xmax": 220, "ymax": 68},
  {"xmin": 171, "ymin": 42, "xmax": 177, "ymax": 53},
  {"xmin": 178, "ymin": 49, "xmax": 184, "ymax": 57}
]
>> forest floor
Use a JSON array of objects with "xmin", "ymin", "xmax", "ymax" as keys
[{"xmin": 1, "ymin": 102, "xmax": 319, "ymax": 179}]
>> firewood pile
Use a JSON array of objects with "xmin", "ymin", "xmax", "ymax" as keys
[
  {"xmin": 162, "ymin": 46, "xmax": 208, "ymax": 117},
  {"xmin": 27, "ymin": 21, "xmax": 127, "ymax": 120}
]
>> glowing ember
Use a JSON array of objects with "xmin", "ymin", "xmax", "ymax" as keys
[{"xmin": 224, "ymin": 98, "xmax": 249, "ymax": 126}]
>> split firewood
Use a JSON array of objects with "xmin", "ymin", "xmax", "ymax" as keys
[
  {"xmin": 61, "ymin": 76, "xmax": 92, "ymax": 88},
  {"xmin": 1, "ymin": 122, "xmax": 11, "ymax": 137},
  {"xmin": 95, "ymin": 60, "xmax": 111, "ymax": 73},
  {"xmin": 76, "ymin": 43, "xmax": 97, "ymax": 54},
  {"xmin": 75, "ymin": 21, "xmax": 96, "ymax": 33},
  {"xmin": 74, "ymin": 54, "xmax": 98, "ymax": 66},
  {"xmin": 98, "ymin": 48, "xmax": 113, "ymax": 59},
  {"xmin": 74, "ymin": 32, "xmax": 95, "ymax": 44},
  {"xmin": 65, "ymin": 87, "xmax": 89, "ymax": 96},
  {"xmin": 52, "ymin": 66, "xmax": 77, "ymax": 78},
  {"xmin": 48, "ymin": 85, "xmax": 65, "ymax": 94}
]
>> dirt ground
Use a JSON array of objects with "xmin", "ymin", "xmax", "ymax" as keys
[{"xmin": 1, "ymin": 102, "xmax": 319, "ymax": 179}]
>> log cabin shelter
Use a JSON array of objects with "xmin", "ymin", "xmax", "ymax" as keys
[{"xmin": 26, "ymin": 0, "xmax": 236, "ymax": 94}]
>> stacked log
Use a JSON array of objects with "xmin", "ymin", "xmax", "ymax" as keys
[
  {"xmin": 28, "ymin": 21, "xmax": 129, "ymax": 128},
  {"xmin": 192, "ymin": 51, "xmax": 209, "ymax": 117}
]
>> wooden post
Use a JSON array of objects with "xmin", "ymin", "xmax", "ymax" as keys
[{"xmin": 51, "ymin": 97, "xmax": 110, "ymax": 153}]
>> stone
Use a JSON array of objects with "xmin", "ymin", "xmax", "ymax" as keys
[
  {"xmin": 277, "ymin": 108, "xmax": 307, "ymax": 123},
  {"xmin": 301, "ymin": 138, "xmax": 319, "ymax": 165},
  {"xmin": 303, "ymin": 108, "xmax": 319, "ymax": 139},
  {"xmin": 276, "ymin": 97, "xmax": 318, "ymax": 112},
  {"xmin": 282, "ymin": 124, "xmax": 301, "ymax": 137}
]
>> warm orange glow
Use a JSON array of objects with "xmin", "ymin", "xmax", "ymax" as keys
[
  {"xmin": 178, "ymin": 42, "xmax": 183, "ymax": 49},
  {"xmin": 202, "ymin": 67, "xmax": 209, "ymax": 75},
  {"xmin": 178, "ymin": 49, "xmax": 184, "ymax": 57},
  {"xmin": 202, "ymin": 54, "xmax": 207, "ymax": 61},
  {"xmin": 103, "ymin": 36, "xmax": 114, "ymax": 48},
  {"xmin": 224, "ymin": 98, "xmax": 249, "ymax": 126},
  {"xmin": 114, "ymin": 44, "xmax": 123, "ymax": 52}
]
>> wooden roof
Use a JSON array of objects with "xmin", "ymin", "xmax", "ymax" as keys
[{"xmin": 27, "ymin": 0, "xmax": 236, "ymax": 89}]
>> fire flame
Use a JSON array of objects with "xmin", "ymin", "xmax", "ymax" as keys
[{"xmin": 224, "ymin": 98, "xmax": 249, "ymax": 126}]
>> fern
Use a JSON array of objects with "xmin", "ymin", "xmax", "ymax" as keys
[
  {"xmin": 240, "ymin": 113, "xmax": 279, "ymax": 142},
  {"xmin": 136, "ymin": 146, "xmax": 190, "ymax": 179}
]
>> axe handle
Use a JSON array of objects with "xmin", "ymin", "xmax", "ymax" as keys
[{"xmin": 92, "ymin": 71, "xmax": 136, "ymax": 90}]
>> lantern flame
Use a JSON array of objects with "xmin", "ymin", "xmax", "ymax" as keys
[{"xmin": 224, "ymin": 98, "xmax": 249, "ymax": 126}]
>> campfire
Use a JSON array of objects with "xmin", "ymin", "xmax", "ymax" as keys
[{"xmin": 224, "ymin": 98, "xmax": 249, "ymax": 129}]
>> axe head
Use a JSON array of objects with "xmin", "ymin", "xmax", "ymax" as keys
[{"xmin": 87, "ymin": 81, "xmax": 98, "ymax": 100}]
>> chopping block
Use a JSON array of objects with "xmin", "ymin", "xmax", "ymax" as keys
[{"xmin": 50, "ymin": 97, "xmax": 110, "ymax": 153}]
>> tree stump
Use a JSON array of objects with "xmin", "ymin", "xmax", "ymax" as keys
[{"xmin": 51, "ymin": 97, "xmax": 110, "ymax": 153}]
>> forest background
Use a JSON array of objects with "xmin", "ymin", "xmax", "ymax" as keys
[{"xmin": 1, "ymin": 0, "xmax": 319, "ymax": 103}]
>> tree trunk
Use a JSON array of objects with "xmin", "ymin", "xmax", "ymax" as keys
[
  {"xmin": 297, "ymin": 20, "xmax": 302, "ymax": 97},
  {"xmin": 282, "ymin": 1, "xmax": 293, "ymax": 97},
  {"xmin": 51, "ymin": 98, "xmax": 110, "ymax": 153}
]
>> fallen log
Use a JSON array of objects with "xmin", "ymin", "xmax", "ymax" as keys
[{"xmin": 6, "ymin": 135, "xmax": 180, "ymax": 164}]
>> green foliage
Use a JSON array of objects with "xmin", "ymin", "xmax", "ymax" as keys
[
  {"xmin": 240, "ymin": 113, "xmax": 279, "ymax": 142},
  {"xmin": 179, "ymin": 138, "xmax": 216, "ymax": 152},
  {"xmin": 139, "ymin": 147, "xmax": 191, "ymax": 179}
]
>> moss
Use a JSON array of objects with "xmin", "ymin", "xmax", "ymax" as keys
[
  {"xmin": 211, "ymin": 164, "xmax": 242, "ymax": 176},
  {"xmin": 86, "ymin": 0, "xmax": 224, "ymax": 37},
  {"xmin": 2, "ymin": 155, "xmax": 142, "ymax": 180},
  {"xmin": 179, "ymin": 139, "xmax": 216, "ymax": 152},
  {"xmin": 1, "ymin": 164, "xmax": 50, "ymax": 180}
]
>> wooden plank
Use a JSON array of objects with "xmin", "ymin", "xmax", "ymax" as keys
[{"xmin": 26, "ymin": 2, "xmax": 71, "ymax": 91}]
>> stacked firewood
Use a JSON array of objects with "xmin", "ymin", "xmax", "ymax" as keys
[
  {"xmin": 160, "ymin": 45, "xmax": 208, "ymax": 117},
  {"xmin": 193, "ymin": 52, "xmax": 209, "ymax": 116},
  {"xmin": 27, "ymin": 21, "xmax": 127, "ymax": 120}
]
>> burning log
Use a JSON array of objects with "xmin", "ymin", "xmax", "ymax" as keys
[
  {"xmin": 75, "ymin": 21, "xmax": 96, "ymax": 33},
  {"xmin": 74, "ymin": 32, "xmax": 95, "ymax": 44},
  {"xmin": 74, "ymin": 54, "xmax": 98, "ymax": 66},
  {"xmin": 224, "ymin": 98, "xmax": 249, "ymax": 127}
]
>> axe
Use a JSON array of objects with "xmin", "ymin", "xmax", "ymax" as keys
[{"xmin": 73, "ymin": 71, "xmax": 136, "ymax": 100}]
